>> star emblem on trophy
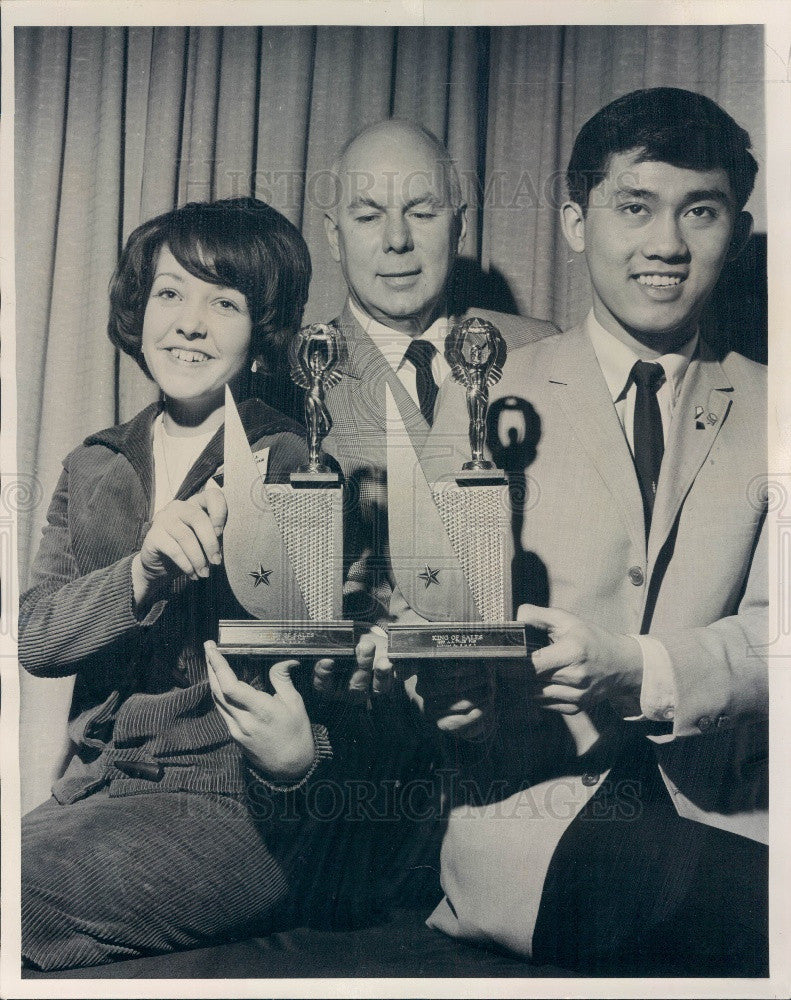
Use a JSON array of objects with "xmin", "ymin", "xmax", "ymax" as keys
[
  {"xmin": 418, "ymin": 565, "xmax": 441, "ymax": 589},
  {"xmin": 249, "ymin": 565, "xmax": 272, "ymax": 587}
]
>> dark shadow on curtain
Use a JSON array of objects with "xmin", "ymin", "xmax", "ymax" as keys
[
  {"xmin": 448, "ymin": 258, "xmax": 519, "ymax": 317},
  {"xmin": 700, "ymin": 233, "xmax": 767, "ymax": 365}
]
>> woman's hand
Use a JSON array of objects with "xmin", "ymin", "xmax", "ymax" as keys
[
  {"xmin": 205, "ymin": 641, "xmax": 315, "ymax": 784},
  {"xmin": 131, "ymin": 486, "xmax": 227, "ymax": 609}
]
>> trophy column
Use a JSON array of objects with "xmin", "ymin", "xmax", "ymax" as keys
[
  {"xmin": 386, "ymin": 317, "xmax": 534, "ymax": 662},
  {"xmin": 217, "ymin": 323, "xmax": 354, "ymax": 658}
]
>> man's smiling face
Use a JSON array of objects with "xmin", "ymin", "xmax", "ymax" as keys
[
  {"xmin": 562, "ymin": 149, "xmax": 745, "ymax": 354},
  {"xmin": 325, "ymin": 123, "xmax": 466, "ymax": 336}
]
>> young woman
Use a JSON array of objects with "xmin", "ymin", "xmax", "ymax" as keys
[{"xmin": 20, "ymin": 197, "xmax": 339, "ymax": 971}]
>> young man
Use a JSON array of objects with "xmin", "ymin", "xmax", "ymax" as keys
[{"xmin": 412, "ymin": 88, "xmax": 768, "ymax": 974}]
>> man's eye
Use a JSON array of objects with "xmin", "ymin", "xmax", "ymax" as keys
[
  {"xmin": 410, "ymin": 211, "xmax": 437, "ymax": 220},
  {"xmin": 620, "ymin": 203, "xmax": 648, "ymax": 216},
  {"xmin": 354, "ymin": 214, "xmax": 379, "ymax": 223},
  {"xmin": 687, "ymin": 205, "xmax": 718, "ymax": 220}
]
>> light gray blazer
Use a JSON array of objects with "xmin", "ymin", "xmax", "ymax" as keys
[{"xmin": 423, "ymin": 323, "xmax": 768, "ymax": 840}]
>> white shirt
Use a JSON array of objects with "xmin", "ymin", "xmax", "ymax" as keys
[
  {"xmin": 151, "ymin": 413, "xmax": 216, "ymax": 514},
  {"xmin": 586, "ymin": 310, "xmax": 697, "ymax": 723},
  {"xmin": 586, "ymin": 310, "xmax": 698, "ymax": 456},
  {"xmin": 348, "ymin": 299, "xmax": 451, "ymax": 412}
]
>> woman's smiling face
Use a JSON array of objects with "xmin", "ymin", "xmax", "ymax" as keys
[{"xmin": 142, "ymin": 245, "xmax": 253, "ymax": 419}]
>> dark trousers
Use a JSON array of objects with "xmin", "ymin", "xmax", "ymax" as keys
[
  {"xmin": 22, "ymin": 790, "xmax": 290, "ymax": 972},
  {"xmin": 532, "ymin": 740, "xmax": 768, "ymax": 976}
]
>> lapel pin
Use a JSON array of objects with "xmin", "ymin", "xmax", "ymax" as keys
[{"xmin": 707, "ymin": 412, "xmax": 718, "ymax": 425}]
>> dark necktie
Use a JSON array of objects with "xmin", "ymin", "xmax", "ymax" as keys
[
  {"xmin": 631, "ymin": 360, "xmax": 666, "ymax": 532},
  {"xmin": 404, "ymin": 338, "xmax": 439, "ymax": 426}
]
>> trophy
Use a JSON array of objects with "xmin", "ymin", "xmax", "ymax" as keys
[
  {"xmin": 386, "ymin": 317, "xmax": 531, "ymax": 661},
  {"xmin": 217, "ymin": 323, "xmax": 355, "ymax": 658}
]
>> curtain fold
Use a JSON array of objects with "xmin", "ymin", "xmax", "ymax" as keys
[
  {"xmin": 13, "ymin": 24, "xmax": 767, "ymax": 811},
  {"xmin": 254, "ymin": 27, "xmax": 316, "ymax": 228}
]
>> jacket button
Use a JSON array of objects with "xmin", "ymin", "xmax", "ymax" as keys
[
  {"xmin": 716, "ymin": 714, "xmax": 730, "ymax": 729},
  {"xmin": 628, "ymin": 566, "xmax": 645, "ymax": 586},
  {"xmin": 115, "ymin": 759, "xmax": 164, "ymax": 781},
  {"xmin": 581, "ymin": 772, "xmax": 600, "ymax": 787},
  {"xmin": 697, "ymin": 715, "xmax": 713, "ymax": 732}
]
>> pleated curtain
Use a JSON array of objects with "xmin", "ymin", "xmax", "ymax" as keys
[{"xmin": 13, "ymin": 24, "xmax": 765, "ymax": 810}]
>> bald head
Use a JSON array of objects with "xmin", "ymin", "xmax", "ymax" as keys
[
  {"xmin": 332, "ymin": 119, "xmax": 464, "ymax": 214},
  {"xmin": 325, "ymin": 118, "xmax": 467, "ymax": 335}
]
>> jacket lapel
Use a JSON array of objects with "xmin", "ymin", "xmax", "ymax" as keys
[
  {"xmin": 647, "ymin": 342, "xmax": 733, "ymax": 569},
  {"xmin": 327, "ymin": 303, "xmax": 432, "ymax": 462},
  {"xmin": 549, "ymin": 325, "xmax": 646, "ymax": 554},
  {"xmin": 176, "ymin": 398, "xmax": 298, "ymax": 500},
  {"xmin": 85, "ymin": 402, "xmax": 160, "ymax": 506},
  {"xmin": 87, "ymin": 398, "xmax": 291, "ymax": 511}
]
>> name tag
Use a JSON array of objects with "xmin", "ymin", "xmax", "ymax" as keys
[{"xmin": 212, "ymin": 446, "xmax": 270, "ymax": 488}]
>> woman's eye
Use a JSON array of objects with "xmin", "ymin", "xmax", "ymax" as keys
[
  {"xmin": 154, "ymin": 288, "xmax": 178, "ymax": 301},
  {"xmin": 216, "ymin": 298, "xmax": 241, "ymax": 312}
]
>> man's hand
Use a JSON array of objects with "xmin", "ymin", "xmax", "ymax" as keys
[
  {"xmin": 205, "ymin": 641, "xmax": 315, "ymax": 784},
  {"xmin": 132, "ymin": 486, "xmax": 227, "ymax": 609},
  {"xmin": 408, "ymin": 659, "xmax": 496, "ymax": 740},
  {"xmin": 518, "ymin": 604, "xmax": 643, "ymax": 716},
  {"xmin": 312, "ymin": 630, "xmax": 493, "ymax": 739},
  {"xmin": 312, "ymin": 631, "xmax": 395, "ymax": 702}
]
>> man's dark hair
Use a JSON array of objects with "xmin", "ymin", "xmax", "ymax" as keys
[
  {"xmin": 566, "ymin": 87, "xmax": 758, "ymax": 213},
  {"xmin": 108, "ymin": 197, "xmax": 311, "ymax": 377}
]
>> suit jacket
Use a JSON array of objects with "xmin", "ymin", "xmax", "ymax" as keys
[
  {"xmin": 18, "ymin": 398, "xmax": 334, "ymax": 804},
  {"xmin": 421, "ymin": 323, "xmax": 768, "ymax": 838},
  {"xmin": 321, "ymin": 301, "xmax": 558, "ymax": 622}
]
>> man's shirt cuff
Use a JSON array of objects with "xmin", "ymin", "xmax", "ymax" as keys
[{"xmin": 624, "ymin": 634, "xmax": 677, "ymax": 722}]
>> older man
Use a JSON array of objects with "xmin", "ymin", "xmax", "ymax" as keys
[
  {"xmin": 320, "ymin": 118, "xmax": 555, "ymax": 625},
  {"xmin": 283, "ymin": 120, "xmax": 556, "ymax": 915}
]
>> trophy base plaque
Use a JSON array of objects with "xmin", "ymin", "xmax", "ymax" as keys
[
  {"xmin": 290, "ymin": 470, "xmax": 340, "ymax": 488},
  {"xmin": 455, "ymin": 467, "xmax": 507, "ymax": 487},
  {"xmin": 387, "ymin": 621, "xmax": 539, "ymax": 660},
  {"xmin": 217, "ymin": 619, "xmax": 356, "ymax": 658}
]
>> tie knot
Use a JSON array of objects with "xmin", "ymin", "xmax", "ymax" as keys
[
  {"xmin": 404, "ymin": 338, "xmax": 436, "ymax": 371},
  {"xmin": 631, "ymin": 360, "xmax": 665, "ymax": 393}
]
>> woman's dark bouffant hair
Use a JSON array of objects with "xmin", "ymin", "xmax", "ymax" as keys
[{"xmin": 108, "ymin": 197, "xmax": 311, "ymax": 377}]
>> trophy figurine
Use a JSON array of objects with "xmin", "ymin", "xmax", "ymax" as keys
[
  {"xmin": 445, "ymin": 316, "xmax": 507, "ymax": 477},
  {"xmin": 385, "ymin": 317, "xmax": 531, "ymax": 661},
  {"xmin": 217, "ymin": 322, "xmax": 354, "ymax": 658},
  {"xmin": 291, "ymin": 322, "xmax": 342, "ymax": 481}
]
